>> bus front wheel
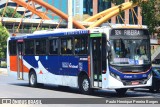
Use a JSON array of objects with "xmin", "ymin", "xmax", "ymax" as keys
[
  {"xmin": 79, "ymin": 75, "xmax": 91, "ymax": 94},
  {"xmin": 29, "ymin": 71, "xmax": 37, "ymax": 87}
]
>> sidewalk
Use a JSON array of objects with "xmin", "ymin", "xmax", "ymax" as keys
[{"xmin": 0, "ymin": 68, "xmax": 8, "ymax": 75}]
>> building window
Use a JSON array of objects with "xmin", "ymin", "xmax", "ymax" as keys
[
  {"xmin": 114, "ymin": 0, "xmax": 125, "ymax": 24},
  {"xmin": 25, "ymin": 40, "xmax": 34, "ymax": 55},
  {"xmin": 35, "ymin": 39, "xmax": 46, "ymax": 55},
  {"xmin": 61, "ymin": 38, "xmax": 73, "ymax": 54},
  {"xmin": 116, "ymin": 12, "xmax": 125, "ymax": 24},
  {"xmin": 98, "ymin": 0, "xmax": 111, "ymax": 13},
  {"xmin": 129, "ymin": 7, "xmax": 138, "ymax": 24},
  {"xmin": 83, "ymin": 0, "xmax": 93, "ymax": 15}
]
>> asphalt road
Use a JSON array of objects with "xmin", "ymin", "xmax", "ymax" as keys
[
  {"xmin": 0, "ymin": 73, "xmax": 160, "ymax": 98},
  {"xmin": 0, "ymin": 70, "xmax": 160, "ymax": 107}
]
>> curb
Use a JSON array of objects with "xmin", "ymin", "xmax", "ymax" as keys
[{"xmin": 0, "ymin": 68, "xmax": 8, "ymax": 75}]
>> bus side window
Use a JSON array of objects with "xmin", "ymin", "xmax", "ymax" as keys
[
  {"xmin": 74, "ymin": 37, "xmax": 88, "ymax": 55},
  {"xmin": 61, "ymin": 38, "xmax": 73, "ymax": 55},
  {"xmin": 35, "ymin": 39, "xmax": 46, "ymax": 55},
  {"xmin": 49, "ymin": 39, "xmax": 58, "ymax": 55},
  {"xmin": 25, "ymin": 40, "xmax": 34, "ymax": 55},
  {"xmin": 9, "ymin": 40, "xmax": 17, "ymax": 55}
]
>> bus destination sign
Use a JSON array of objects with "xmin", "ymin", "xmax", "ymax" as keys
[{"xmin": 111, "ymin": 29, "xmax": 148, "ymax": 36}]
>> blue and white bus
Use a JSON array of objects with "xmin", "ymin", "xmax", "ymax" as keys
[{"xmin": 7, "ymin": 26, "xmax": 152, "ymax": 95}]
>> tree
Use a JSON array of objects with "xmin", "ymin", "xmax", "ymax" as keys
[
  {"xmin": 140, "ymin": 0, "xmax": 160, "ymax": 34},
  {"xmin": 0, "ymin": 7, "xmax": 20, "ymax": 60},
  {"xmin": 0, "ymin": 7, "xmax": 22, "ymax": 18},
  {"xmin": 107, "ymin": 0, "xmax": 160, "ymax": 35},
  {"xmin": 0, "ymin": 23, "xmax": 9, "ymax": 59}
]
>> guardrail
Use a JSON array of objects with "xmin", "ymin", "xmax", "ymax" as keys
[{"xmin": 7, "ymin": 29, "xmax": 33, "ymax": 33}]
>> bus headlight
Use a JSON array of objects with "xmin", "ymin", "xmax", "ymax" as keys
[
  {"xmin": 147, "ymin": 73, "xmax": 152, "ymax": 80},
  {"xmin": 116, "ymin": 75, "xmax": 121, "ymax": 81},
  {"xmin": 110, "ymin": 72, "xmax": 121, "ymax": 81}
]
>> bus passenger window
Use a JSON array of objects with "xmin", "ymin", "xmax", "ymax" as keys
[
  {"xmin": 61, "ymin": 38, "xmax": 72, "ymax": 55},
  {"xmin": 75, "ymin": 37, "xmax": 88, "ymax": 55},
  {"xmin": 25, "ymin": 40, "xmax": 34, "ymax": 55},
  {"xmin": 9, "ymin": 40, "xmax": 17, "ymax": 55},
  {"xmin": 35, "ymin": 39, "xmax": 46, "ymax": 55},
  {"xmin": 49, "ymin": 39, "xmax": 58, "ymax": 55}
]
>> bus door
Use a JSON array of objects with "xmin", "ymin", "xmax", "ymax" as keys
[
  {"xmin": 90, "ymin": 34, "xmax": 106, "ymax": 88},
  {"xmin": 17, "ymin": 40, "xmax": 24, "ymax": 80}
]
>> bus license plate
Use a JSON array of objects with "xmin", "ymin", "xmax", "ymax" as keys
[{"xmin": 132, "ymin": 81, "xmax": 139, "ymax": 85}]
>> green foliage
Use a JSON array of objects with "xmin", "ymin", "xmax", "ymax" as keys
[
  {"xmin": 0, "ymin": 7, "xmax": 22, "ymax": 18},
  {"xmin": 0, "ymin": 23, "xmax": 9, "ymax": 59},
  {"xmin": 0, "ymin": 61, "xmax": 7, "ymax": 68},
  {"xmin": 140, "ymin": 0, "xmax": 159, "ymax": 34},
  {"xmin": 107, "ymin": 0, "xmax": 143, "ymax": 4},
  {"xmin": 108, "ymin": 0, "xmax": 160, "ymax": 34},
  {"xmin": 103, "ymin": 0, "xmax": 124, "ymax": 5}
]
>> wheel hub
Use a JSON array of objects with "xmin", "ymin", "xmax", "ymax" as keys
[
  {"xmin": 30, "ymin": 74, "xmax": 35, "ymax": 85},
  {"xmin": 82, "ymin": 79, "xmax": 89, "ymax": 91}
]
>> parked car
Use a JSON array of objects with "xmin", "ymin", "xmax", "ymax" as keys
[
  {"xmin": 149, "ymin": 67, "xmax": 160, "ymax": 92},
  {"xmin": 129, "ymin": 66, "xmax": 160, "ymax": 92},
  {"xmin": 152, "ymin": 59, "xmax": 160, "ymax": 64}
]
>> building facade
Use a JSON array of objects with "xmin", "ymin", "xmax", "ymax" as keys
[
  {"xmin": 0, "ymin": 0, "xmax": 143, "ymax": 24},
  {"xmin": 43, "ymin": 0, "xmax": 68, "ymax": 20},
  {"xmin": 85, "ymin": 0, "xmax": 142, "ymax": 25},
  {"xmin": 0, "ymin": 0, "xmax": 42, "ymax": 19}
]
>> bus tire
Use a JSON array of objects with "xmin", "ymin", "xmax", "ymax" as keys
[
  {"xmin": 79, "ymin": 75, "xmax": 91, "ymax": 94},
  {"xmin": 29, "ymin": 71, "xmax": 37, "ymax": 87},
  {"xmin": 115, "ymin": 88, "xmax": 127, "ymax": 96},
  {"xmin": 149, "ymin": 88, "xmax": 159, "ymax": 93}
]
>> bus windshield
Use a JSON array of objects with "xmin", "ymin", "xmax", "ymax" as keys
[{"xmin": 110, "ymin": 39, "xmax": 150, "ymax": 66}]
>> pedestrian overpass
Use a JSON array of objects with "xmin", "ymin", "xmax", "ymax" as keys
[{"xmin": 0, "ymin": 17, "xmax": 67, "ymax": 36}]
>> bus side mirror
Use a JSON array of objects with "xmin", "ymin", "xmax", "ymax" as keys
[{"xmin": 107, "ymin": 40, "xmax": 111, "ymax": 52}]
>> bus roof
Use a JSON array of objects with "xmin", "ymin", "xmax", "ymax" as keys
[
  {"xmin": 10, "ymin": 29, "xmax": 90, "ymax": 40},
  {"xmin": 9, "ymin": 25, "xmax": 148, "ymax": 40}
]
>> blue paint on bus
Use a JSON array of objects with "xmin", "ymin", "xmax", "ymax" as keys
[
  {"xmin": 10, "ymin": 30, "xmax": 90, "ymax": 40},
  {"xmin": 23, "ymin": 55, "xmax": 88, "ymax": 76},
  {"xmin": 109, "ymin": 66, "xmax": 151, "ymax": 80}
]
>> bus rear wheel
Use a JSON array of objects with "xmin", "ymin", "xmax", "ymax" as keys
[
  {"xmin": 29, "ymin": 71, "xmax": 37, "ymax": 87},
  {"xmin": 79, "ymin": 75, "xmax": 91, "ymax": 94},
  {"xmin": 115, "ymin": 88, "xmax": 127, "ymax": 96}
]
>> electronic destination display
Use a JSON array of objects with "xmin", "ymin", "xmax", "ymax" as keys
[{"xmin": 111, "ymin": 29, "xmax": 149, "ymax": 36}]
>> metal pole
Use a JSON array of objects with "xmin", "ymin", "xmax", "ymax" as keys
[{"xmin": 68, "ymin": 0, "xmax": 73, "ymax": 29}]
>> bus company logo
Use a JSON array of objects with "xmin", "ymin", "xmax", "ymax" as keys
[
  {"xmin": 124, "ymin": 75, "xmax": 132, "ymax": 79},
  {"xmin": 68, "ymin": 63, "xmax": 78, "ymax": 69},
  {"xmin": 62, "ymin": 62, "xmax": 69, "ymax": 68},
  {"xmin": 62, "ymin": 62, "xmax": 78, "ymax": 69},
  {"xmin": 133, "ymin": 75, "xmax": 137, "ymax": 78},
  {"xmin": 142, "ymin": 74, "xmax": 147, "ymax": 77}
]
